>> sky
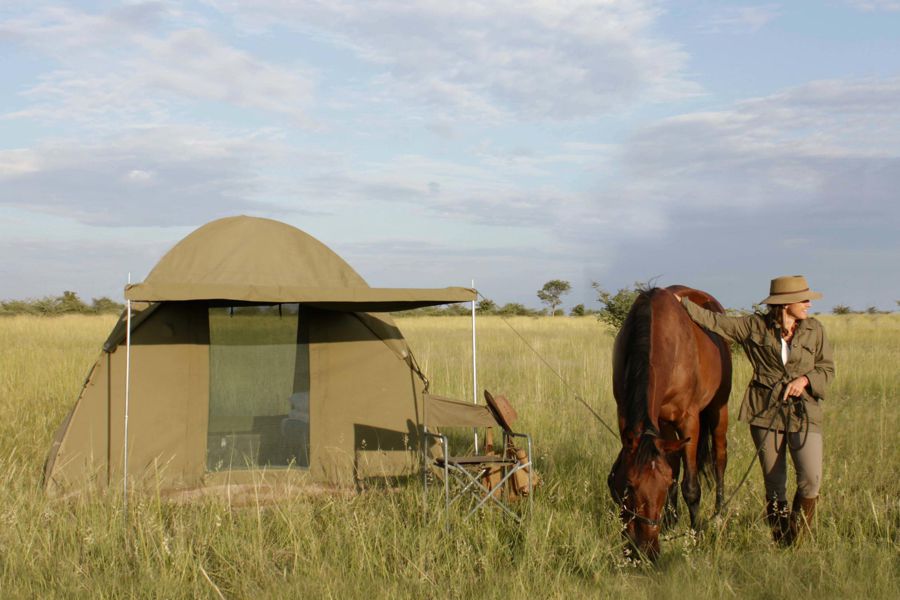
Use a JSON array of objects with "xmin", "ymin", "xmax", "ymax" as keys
[{"xmin": 1, "ymin": 0, "xmax": 898, "ymax": 312}]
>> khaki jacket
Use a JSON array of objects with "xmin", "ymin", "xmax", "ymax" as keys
[{"xmin": 681, "ymin": 298, "xmax": 835, "ymax": 433}]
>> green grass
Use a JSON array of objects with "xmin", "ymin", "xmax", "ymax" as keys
[{"xmin": 0, "ymin": 313, "xmax": 898, "ymax": 598}]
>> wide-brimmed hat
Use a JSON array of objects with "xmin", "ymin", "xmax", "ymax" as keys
[{"xmin": 760, "ymin": 275, "xmax": 823, "ymax": 305}]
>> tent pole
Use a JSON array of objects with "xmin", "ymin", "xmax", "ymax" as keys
[
  {"xmin": 124, "ymin": 274, "xmax": 132, "ymax": 512},
  {"xmin": 471, "ymin": 280, "xmax": 479, "ymax": 454}
]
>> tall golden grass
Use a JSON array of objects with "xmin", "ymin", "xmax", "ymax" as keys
[{"xmin": 0, "ymin": 313, "xmax": 898, "ymax": 598}]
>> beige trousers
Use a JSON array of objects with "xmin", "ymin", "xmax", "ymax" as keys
[{"xmin": 750, "ymin": 426, "xmax": 823, "ymax": 502}]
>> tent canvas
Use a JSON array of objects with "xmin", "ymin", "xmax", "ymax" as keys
[{"xmin": 44, "ymin": 216, "xmax": 475, "ymax": 496}]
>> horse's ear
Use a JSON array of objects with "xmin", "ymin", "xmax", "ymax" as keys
[{"xmin": 660, "ymin": 437, "xmax": 690, "ymax": 455}]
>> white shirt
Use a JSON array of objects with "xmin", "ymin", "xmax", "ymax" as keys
[{"xmin": 781, "ymin": 337, "xmax": 790, "ymax": 365}]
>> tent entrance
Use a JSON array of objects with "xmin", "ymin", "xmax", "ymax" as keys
[{"xmin": 206, "ymin": 304, "xmax": 310, "ymax": 471}]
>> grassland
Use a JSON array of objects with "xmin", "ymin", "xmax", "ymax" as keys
[{"xmin": 0, "ymin": 313, "xmax": 898, "ymax": 598}]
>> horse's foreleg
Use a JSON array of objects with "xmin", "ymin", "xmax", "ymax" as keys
[
  {"xmin": 660, "ymin": 423, "xmax": 681, "ymax": 529},
  {"xmin": 664, "ymin": 459, "xmax": 681, "ymax": 530},
  {"xmin": 711, "ymin": 403, "xmax": 729, "ymax": 514},
  {"xmin": 679, "ymin": 420, "xmax": 702, "ymax": 530}
]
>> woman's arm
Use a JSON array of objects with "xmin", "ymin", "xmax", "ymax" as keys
[
  {"xmin": 677, "ymin": 295, "xmax": 754, "ymax": 343},
  {"xmin": 805, "ymin": 324, "xmax": 835, "ymax": 399}
]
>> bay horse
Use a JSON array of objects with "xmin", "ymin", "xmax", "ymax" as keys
[{"xmin": 607, "ymin": 286, "xmax": 732, "ymax": 560}]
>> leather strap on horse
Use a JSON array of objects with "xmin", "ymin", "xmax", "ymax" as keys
[{"xmin": 620, "ymin": 489, "xmax": 664, "ymax": 529}]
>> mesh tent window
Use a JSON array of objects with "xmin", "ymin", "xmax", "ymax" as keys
[{"xmin": 206, "ymin": 304, "xmax": 310, "ymax": 471}]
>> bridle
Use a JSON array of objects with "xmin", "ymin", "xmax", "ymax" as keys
[
  {"xmin": 609, "ymin": 437, "xmax": 667, "ymax": 530},
  {"xmin": 619, "ymin": 487, "xmax": 663, "ymax": 529}
]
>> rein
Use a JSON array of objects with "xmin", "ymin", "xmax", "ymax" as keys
[
  {"xmin": 711, "ymin": 380, "xmax": 810, "ymax": 520},
  {"xmin": 619, "ymin": 489, "xmax": 663, "ymax": 528},
  {"xmin": 622, "ymin": 506, "xmax": 663, "ymax": 528}
]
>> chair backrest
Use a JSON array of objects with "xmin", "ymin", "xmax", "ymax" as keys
[{"xmin": 423, "ymin": 394, "xmax": 497, "ymax": 429}]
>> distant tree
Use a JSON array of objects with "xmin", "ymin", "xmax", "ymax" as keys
[
  {"xmin": 497, "ymin": 302, "xmax": 529, "ymax": 316},
  {"xmin": 90, "ymin": 296, "xmax": 123, "ymax": 314},
  {"xmin": 1, "ymin": 292, "xmax": 119, "ymax": 316},
  {"xmin": 0, "ymin": 299, "xmax": 36, "ymax": 315},
  {"xmin": 441, "ymin": 303, "xmax": 471, "ymax": 316},
  {"xmin": 592, "ymin": 281, "xmax": 643, "ymax": 331},
  {"xmin": 537, "ymin": 280, "xmax": 571, "ymax": 317},
  {"xmin": 865, "ymin": 306, "xmax": 879, "ymax": 315},
  {"xmin": 58, "ymin": 291, "xmax": 88, "ymax": 313},
  {"xmin": 832, "ymin": 304, "xmax": 851, "ymax": 315},
  {"xmin": 570, "ymin": 303, "xmax": 585, "ymax": 317},
  {"xmin": 32, "ymin": 296, "xmax": 61, "ymax": 314},
  {"xmin": 392, "ymin": 303, "xmax": 473, "ymax": 317},
  {"xmin": 476, "ymin": 298, "xmax": 497, "ymax": 314}
]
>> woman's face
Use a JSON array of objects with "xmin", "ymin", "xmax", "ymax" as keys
[{"xmin": 785, "ymin": 299, "xmax": 811, "ymax": 321}]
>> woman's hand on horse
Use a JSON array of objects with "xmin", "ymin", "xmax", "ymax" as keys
[{"xmin": 783, "ymin": 376, "xmax": 810, "ymax": 401}]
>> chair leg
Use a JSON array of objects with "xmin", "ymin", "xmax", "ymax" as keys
[
  {"xmin": 467, "ymin": 464, "xmax": 526, "ymax": 522},
  {"xmin": 443, "ymin": 462, "xmax": 450, "ymax": 528}
]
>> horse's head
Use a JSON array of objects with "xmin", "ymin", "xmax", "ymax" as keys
[{"xmin": 608, "ymin": 432, "xmax": 689, "ymax": 561}]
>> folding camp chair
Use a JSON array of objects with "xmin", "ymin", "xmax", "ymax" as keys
[{"xmin": 423, "ymin": 390, "xmax": 534, "ymax": 523}]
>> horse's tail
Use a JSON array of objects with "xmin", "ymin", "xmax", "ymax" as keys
[{"xmin": 696, "ymin": 408, "xmax": 715, "ymax": 485}]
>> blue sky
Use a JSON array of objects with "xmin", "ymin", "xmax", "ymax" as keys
[{"xmin": 1, "ymin": 1, "xmax": 898, "ymax": 311}]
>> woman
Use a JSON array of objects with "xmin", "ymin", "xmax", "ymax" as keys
[{"xmin": 674, "ymin": 275, "xmax": 835, "ymax": 546}]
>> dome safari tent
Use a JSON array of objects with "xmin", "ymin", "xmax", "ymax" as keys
[{"xmin": 44, "ymin": 216, "xmax": 475, "ymax": 498}]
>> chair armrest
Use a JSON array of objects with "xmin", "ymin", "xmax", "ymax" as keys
[{"xmin": 423, "ymin": 431, "xmax": 448, "ymax": 443}]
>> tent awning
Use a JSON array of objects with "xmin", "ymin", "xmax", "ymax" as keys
[{"xmin": 124, "ymin": 283, "xmax": 476, "ymax": 310}]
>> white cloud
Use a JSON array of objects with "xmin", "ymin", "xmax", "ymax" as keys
[
  {"xmin": 698, "ymin": 4, "xmax": 781, "ymax": 33},
  {"xmin": 846, "ymin": 0, "xmax": 900, "ymax": 11},
  {"xmin": 606, "ymin": 77, "xmax": 900, "ymax": 216},
  {"xmin": 0, "ymin": 126, "xmax": 293, "ymax": 226},
  {"xmin": 125, "ymin": 169, "xmax": 155, "ymax": 183},
  {"xmin": 0, "ymin": 2, "xmax": 177, "ymax": 55},
  {"xmin": 281, "ymin": 149, "xmax": 601, "ymax": 232},
  {"xmin": 6, "ymin": 70, "xmax": 172, "ymax": 127},
  {"xmin": 336, "ymin": 237, "xmax": 592, "ymax": 304},
  {"xmin": 209, "ymin": 0, "xmax": 699, "ymax": 120},
  {"xmin": 2, "ymin": 4, "xmax": 316, "ymax": 126},
  {"xmin": 0, "ymin": 237, "xmax": 160, "ymax": 301},
  {"xmin": 0, "ymin": 149, "xmax": 39, "ymax": 176},
  {"xmin": 556, "ymin": 77, "xmax": 900, "ymax": 304},
  {"xmin": 136, "ymin": 29, "xmax": 315, "ymax": 120}
]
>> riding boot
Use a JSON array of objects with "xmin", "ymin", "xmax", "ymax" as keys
[
  {"xmin": 765, "ymin": 499, "xmax": 790, "ymax": 544},
  {"xmin": 784, "ymin": 494, "xmax": 817, "ymax": 546}
]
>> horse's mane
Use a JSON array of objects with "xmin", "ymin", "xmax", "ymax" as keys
[{"xmin": 619, "ymin": 287, "xmax": 661, "ymax": 468}]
